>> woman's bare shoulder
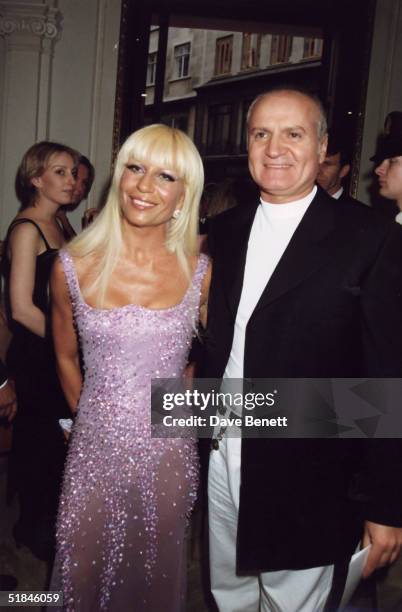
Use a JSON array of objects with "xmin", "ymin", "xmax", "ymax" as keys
[
  {"xmin": 7, "ymin": 216, "xmax": 42, "ymax": 253},
  {"xmin": 71, "ymin": 252, "xmax": 99, "ymax": 288},
  {"xmin": 52, "ymin": 251, "xmax": 97, "ymax": 294},
  {"xmin": 11, "ymin": 210, "xmax": 44, "ymax": 229}
]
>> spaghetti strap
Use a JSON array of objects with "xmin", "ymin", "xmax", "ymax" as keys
[
  {"xmin": 8, "ymin": 218, "xmax": 52, "ymax": 251},
  {"xmin": 183, "ymin": 253, "xmax": 209, "ymax": 312},
  {"xmin": 57, "ymin": 249, "xmax": 82, "ymax": 307},
  {"xmin": 193, "ymin": 253, "xmax": 209, "ymax": 288},
  {"xmin": 183, "ymin": 254, "xmax": 209, "ymax": 296}
]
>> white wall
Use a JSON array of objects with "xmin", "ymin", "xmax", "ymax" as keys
[
  {"xmin": 50, "ymin": 0, "xmax": 121, "ymax": 228},
  {"xmin": 0, "ymin": 0, "xmax": 121, "ymax": 236}
]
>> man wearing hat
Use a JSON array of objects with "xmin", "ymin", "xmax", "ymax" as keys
[
  {"xmin": 371, "ymin": 129, "xmax": 402, "ymax": 611},
  {"xmin": 373, "ymin": 135, "xmax": 402, "ymax": 224}
]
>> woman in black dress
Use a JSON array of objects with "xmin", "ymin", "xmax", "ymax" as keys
[{"xmin": 3, "ymin": 141, "xmax": 78, "ymax": 560}]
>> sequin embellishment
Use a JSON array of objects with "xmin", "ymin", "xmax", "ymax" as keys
[{"xmin": 54, "ymin": 250, "xmax": 208, "ymax": 611}]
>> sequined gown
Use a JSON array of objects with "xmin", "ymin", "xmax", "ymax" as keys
[{"xmin": 53, "ymin": 250, "xmax": 208, "ymax": 611}]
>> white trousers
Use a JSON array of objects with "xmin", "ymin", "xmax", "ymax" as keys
[{"xmin": 208, "ymin": 436, "xmax": 335, "ymax": 612}]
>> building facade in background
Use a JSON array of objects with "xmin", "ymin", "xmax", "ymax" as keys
[{"xmin": 144, "ymin": 26, "xmax": 323, "ymax": 180}]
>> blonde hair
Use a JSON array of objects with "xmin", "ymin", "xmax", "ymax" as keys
[
  {"xmin": 68, "ymin": 124, "xmax": 204, "ymax": 306},
  {"xmin": 16, "ymin": 141, "xmax": 79, "ymax": 208}
]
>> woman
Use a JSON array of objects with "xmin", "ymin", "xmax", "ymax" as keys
[
  {"xmin": 50, "ymin": 125, "xmax": 210, "ymax": 611},
  {"xmin": 3, "ymin": 141, "xmax": 78, "ymax": 559}
]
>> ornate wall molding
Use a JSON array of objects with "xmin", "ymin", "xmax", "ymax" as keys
[{"xmin": 0, "ymin": 2, "xmax": 61, "ymax": 40}]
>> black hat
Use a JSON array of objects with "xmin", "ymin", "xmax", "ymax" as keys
[
  {"xmin": 370, "ymin": 135, "xmax": 402, "ymax": 164},
  {"xmin": 384, "ymin": 111, "xmax": 402, "ymax": 137}
]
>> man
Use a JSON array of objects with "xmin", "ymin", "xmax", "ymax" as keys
[
  {"xmin": 373, "ymin": 135, "xmax": 402, "ymax": 223},
  {"xmin": 73, "ymin": 155, "xmax": 95, "ymax": 207},
  {"xmin": 57, "ymin": 154, "xmax": 95, "ymax": 238},
  {"xmin": 316, "ymin": 132, "xmax": 354, "ymax": 202},
  {"xmin": 205, "ymin": 87, "xmax": 402, "ymax": 611},
  {"xmin": 371, "ymin": 133, "xmax": 402, "ymax": 612},
  {"xmin": 384, "ymin": 111, "xmax": 402, "ymax": 138}
]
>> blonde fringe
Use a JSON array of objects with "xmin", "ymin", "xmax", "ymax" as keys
[{"xmin": 66, "ymin": 125, "xmax": 204, "ymax": 307}]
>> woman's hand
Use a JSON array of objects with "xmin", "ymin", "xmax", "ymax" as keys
[
  {"xmin": 82, "ymin": 208, "xmax": 99, "ymax": 229},
  {"xmin": 0, "ymin": 380, "xmax": 17, "ymax": 422}
]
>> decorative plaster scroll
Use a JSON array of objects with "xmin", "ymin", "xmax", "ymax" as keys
[{"xmin": 0, "ymin": 2, "xmax": 61, "ymax": 40}]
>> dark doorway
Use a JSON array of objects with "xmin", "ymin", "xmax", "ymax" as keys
[{"xmin": 114, "ymin": 0, "xmax": 376, "ymax": 190}]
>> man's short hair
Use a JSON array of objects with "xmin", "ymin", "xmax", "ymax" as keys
[
  {"xmin": 246, "ymin": 85, "xmax": 328, "ymax": 140},
  {"xmin": 78, "ymin": 155, "xmax": 95, "ymax": 197},
  {"xmin": 326, "ymin": 130, "xmax": 350, "ymax": 167}
]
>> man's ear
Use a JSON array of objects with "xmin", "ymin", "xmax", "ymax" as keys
[
  {"xmin": 318, "ymin": 133, "xmax": 328, "ymax": 163},
  {"xmin": 340, "ymin": 164, "xmax": 351, "ymax": 179}
]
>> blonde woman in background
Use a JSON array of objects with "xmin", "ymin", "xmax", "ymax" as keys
[{"xmin": 3, "ymin": 142, "xmax": 78, "ymax": 560}]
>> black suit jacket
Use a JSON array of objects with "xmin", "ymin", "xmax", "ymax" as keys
[
  {"xmin": 204, "ymin": 187, "xmax": 402, "ymax": 573},
  {"xmin": 337, "ymin": 189, "xmax": 361, "ymax": 206}
]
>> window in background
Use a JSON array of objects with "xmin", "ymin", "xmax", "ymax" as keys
[
  {"xmin": 270, "ymin": 34, "xmax": 292, "ymax": 64},
  {"xmin": 215, "ymin": 35, "xmax": 233, "ymax": 75},
  {"xmin": 303, "ymin": 37, "xmax": 323, "ymax": 58},
  {"xmin": 207, "ymin": 104, "xmax": 233, "ymax": 154},
  {"xmin": 174, "ymin": 42, "xmax": 191, "ymax": 78},
  {"xmin": 162, "ymin": 114, "xmax": 189, "ymax": 132},
  {"xmin": 147, "ymin": 52, "xmax": 157, "ymax": 85},
  {"xmin": 241, "ymin": 33, "xmax": 261, "ymax": 71}
]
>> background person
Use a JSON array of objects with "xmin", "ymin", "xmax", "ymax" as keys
[
  {"xmin": 371, "ymin": 132, "xmax": 402, "ymax": 612},
  {"xmin": 2, "ymin": 141, "xmax": 77, "ymax": 560},
  {"xmin": 373, "ymin": 135, "xmax": 402, "ymax": 224},
  {"xmin": 50, "ymin": 124, "xmax": 210, "ymax": 611},
  {"xmin": 56, "ymin": 154, "xmax": 95, "ymax": 239},
  {"xmin": 316, "ymin": 131, "xmax": 354, "ymax": 202},
  {"xmin": 384, "ymin": 111, "xmax": 402, "ymax": 138}
]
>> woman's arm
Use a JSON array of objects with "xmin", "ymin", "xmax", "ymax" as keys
[
  {"xmin": 50, "ymin": 258, "xmax": 82, "ymax": 414},
  {"xmin": 199, "ymin": 260, "xmax": 211, "ymax": 329},
  {"xmin": 8, "ymin": 224, "xmax": 46, "ymax": 336}
]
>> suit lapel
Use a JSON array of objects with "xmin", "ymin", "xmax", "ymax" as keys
[
  {"xmin": 221, "ymin": 201, "xmax": 259, "ymax": 319},
  {"xmin": 252, "ymin": 189, "xmax": 336, "ymax": 314}
]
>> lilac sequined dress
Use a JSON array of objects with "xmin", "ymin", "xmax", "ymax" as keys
[{"xmin": 54, "ymin": 250, "xmax": 208, "ymax": 611}]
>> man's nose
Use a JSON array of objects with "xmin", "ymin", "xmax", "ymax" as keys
[
  {"xmin": 264, "ymin": 134, "xmax": 283, "ymax": 157},
  {"xmin": 375, "ymin": 161, "xmax": 387, "ymax": 176}
]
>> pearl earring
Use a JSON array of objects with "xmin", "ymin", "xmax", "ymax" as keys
[{"xmin": 172, "ymin": 209, "xmax": 181, "ymax": 220}]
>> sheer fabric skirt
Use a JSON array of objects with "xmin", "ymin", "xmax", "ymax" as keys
[{"xmin": 50, "ymin": 439, "xmax": 198, "ymax": 612}]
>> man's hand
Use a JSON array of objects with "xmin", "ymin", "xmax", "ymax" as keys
[
  {"xmin": 362, "ymin": 521, "xmax": 402, "ymax": 578},
  {"xmin": 0, "ymin": 380, "xmax": 17, "ymax": 422}
]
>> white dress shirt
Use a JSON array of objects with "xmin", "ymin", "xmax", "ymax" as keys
[
  {"xmin": 224, "ymin": 186, "xmax": 317, "ymax": 380},
  {"xmin": 332, "ymin": 186, "xmax": 344, "ymax": 200}
]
